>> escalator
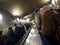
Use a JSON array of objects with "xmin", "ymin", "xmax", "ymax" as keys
[
  {"xmin": 16, "ymin": 26, "xmax": 42, "ymax": 45},
  {"xmin": 24, "ymin": 27, "xmax": 42, "ymax": 45},
  {"xmin": 16, "ymin": 26, "xmax": 51, "ymax": 45},
  {"xmin": 15, "ymin": 25, "xmax": 33, "ymax": 45}
]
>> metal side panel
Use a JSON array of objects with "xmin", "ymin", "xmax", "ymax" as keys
[{"xmin": 24, "ymin": 27, "xmax": 43, "ymax": 45}]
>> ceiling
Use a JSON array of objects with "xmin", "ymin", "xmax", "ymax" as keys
[{"xmin": 0, "ymin": 0, "xmax": 50, "ymax": 16}]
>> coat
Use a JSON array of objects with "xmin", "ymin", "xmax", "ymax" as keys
[{"xmin": 40, "ymin": 11, "xmax": 60, "ymax": 45}]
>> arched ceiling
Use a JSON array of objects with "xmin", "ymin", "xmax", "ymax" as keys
[{"xmin": 0, "ymin": 0, "xmax": 50, "ymax": 16}]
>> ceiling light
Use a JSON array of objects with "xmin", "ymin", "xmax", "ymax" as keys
[
  {"xmin": 0, "ymin": 14, "xmax": 3, "ymax": 21},
  {"xmin": 51, "ymin": 0, "xmax": 55, "ymax": 5},
  {"xmin": 11, "ymin": 6, "xmax": 23, "ymax": 16}
]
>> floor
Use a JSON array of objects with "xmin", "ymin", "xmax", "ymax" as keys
[{"xmin": 24, "ymin": 27, "xmax": 43, "ymax": 45}]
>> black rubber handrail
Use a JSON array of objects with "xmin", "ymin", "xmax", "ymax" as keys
[{"xmin": 16, "ymin": 26, "xmax": 33, "ymax": 45}]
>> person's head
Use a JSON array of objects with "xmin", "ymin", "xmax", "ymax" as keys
[
  {"xmin": 14, "ymin": 23, "xmax": 17, "ymax": 27},
  {"xmin": 0, "ymin": 31, "xmax": 3, "ymax": 35},
  {"xmin": 8, "ymin": 27, "xmax": 12, "ymax": 30},
  {"xmin": 39, "ymin": 4, "xmax": 53, "ymax": 15}
]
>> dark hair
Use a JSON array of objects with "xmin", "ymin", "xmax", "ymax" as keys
[
  {"xmin": 48, "ymin": 9, "xmax": 60, "ymax": 13},
  {"xmin": 14, "ymin": 23, "xmax": 17, "ymax": 26},
  {"xmin": 8, "ymin": 27, "xmax": 12, "ymax": 30},
  {"xmin": 0, "ymin": 31, "xmax": 3, "ymax": 35},
  {"xmin": 56, "ymin": 9, "xmax": 60, "ymax": 13}
]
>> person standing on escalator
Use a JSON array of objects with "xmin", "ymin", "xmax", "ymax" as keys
[{"xmin": 39, "ymin": 5, "xmax": 60, "ymax": 45}]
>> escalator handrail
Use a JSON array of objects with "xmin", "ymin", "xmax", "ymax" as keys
[{"xmin": 16, "ymin": 26, "xmax": 33, "ymax": 45}]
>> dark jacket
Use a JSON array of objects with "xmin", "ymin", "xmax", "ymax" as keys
[
  {"xmin": 15, "ymin": 26, "xmax": 25, "ymax": 40},
  {"xmin": 41, "ymin": 11, "xmax": 60, "ymax": 45}
]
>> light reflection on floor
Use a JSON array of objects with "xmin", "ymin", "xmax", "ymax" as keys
[{"xmin": 24, "ymin": 27, "xmax": 43, "ymax": 45}]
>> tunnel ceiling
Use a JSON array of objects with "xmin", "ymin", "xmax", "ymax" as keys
[{"xmin": 0, "ymin": 0, "xmax": 50, "ymax": 16}]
